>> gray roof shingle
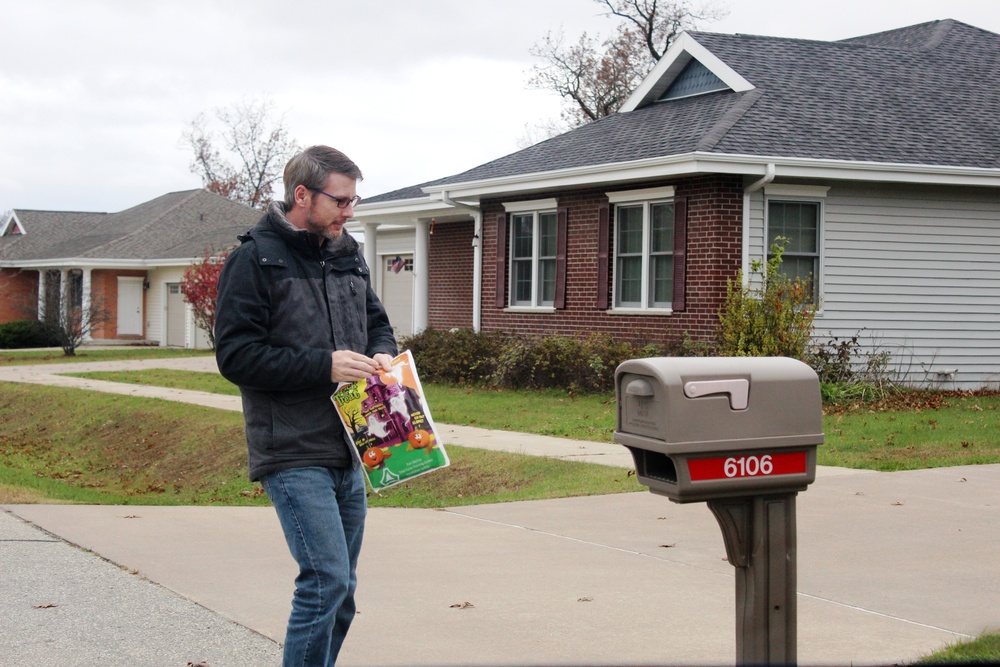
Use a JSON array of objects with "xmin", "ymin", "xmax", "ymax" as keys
[
  {"xmin": 0, "ymin": 190, "xmax": 261, "ymax": 263},
  {"xmin": 364, "ymin": 19, "xmax": 999, "ymax": 204}
]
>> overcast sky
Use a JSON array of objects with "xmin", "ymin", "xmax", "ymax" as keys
[{"xmin": 2, "ymin": 0, "xmax": 998, "ymax": 213}]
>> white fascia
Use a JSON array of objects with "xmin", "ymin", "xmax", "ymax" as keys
[
  {"xmin": 1, "ymin": 258, "xmax": 197, "ymax": 270},
  {"xmin": 350, "ymin": 196, "xmax": 472, "ymax": 231},
  {"xmin": 421, "ymin": 152, "xmax": 1000, "ymax": 201},
  {"xmin": 620, "ymin": 32, "xmax": 755, "ymax": 113}
]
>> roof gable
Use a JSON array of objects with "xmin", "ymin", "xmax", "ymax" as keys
[
  {"xmin": 1, "ymin": 211, "xmax": 26, "ymax": 236},
  {"xmin": 620, "ymin": 32, "xmax": 754, "ymax": 112}
]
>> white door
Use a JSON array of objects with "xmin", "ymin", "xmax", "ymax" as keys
[
  {"xmin": 166, "ymin": 283, "xmax": 185, "ymax": 346},
  {"xmin": 381, "ymin": 254, "xmax": 413, "ymax": 338},
  {"xmin": 117, "ymin": 277, "xmax": 144, "ymax": 336}
]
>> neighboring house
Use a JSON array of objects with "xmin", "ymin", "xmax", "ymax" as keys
[
  {"xmin": 351, "ymin": 19, "xmax": 1000, "ymax": 389},
  {"xmin": 0, "ymin": 189, "xmax": 259, "ymax": 348}
]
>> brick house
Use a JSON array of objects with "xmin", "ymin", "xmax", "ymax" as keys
[
  {"xmin": 0, "ymin": 189, "xmax": 259, "ymax": 347},
  {"xmin": 356, "ymin": 19, "xmax": 1000, "ymax": 388}
]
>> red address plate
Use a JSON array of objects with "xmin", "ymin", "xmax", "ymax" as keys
[{"xmin": 688, "ymin": 451, "xmax": 808, "ymax": 482}]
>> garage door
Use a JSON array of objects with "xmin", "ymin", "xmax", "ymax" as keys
[{"xmin": 381, "ymin": 254, "xmax": 413, "ymax": 338}]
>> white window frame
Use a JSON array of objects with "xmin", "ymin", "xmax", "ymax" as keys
[
  {"xmin": 607, "ymin": 186, "xmax": 676, "ymax": 313},
  {"xmin": 503, "ymin": 199, "xmax": 558, "ymax": 310},
  {"xmin": 763, "ymin": 184, "xmax": 829, "ymax": 306}
]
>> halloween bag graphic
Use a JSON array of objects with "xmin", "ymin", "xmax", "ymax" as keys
[{"xmin": 332, "ymin": 350, "xmax": 449, "ymax": 492}]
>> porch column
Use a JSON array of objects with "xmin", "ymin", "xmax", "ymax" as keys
[
  {"xmin": 363, "ymin": 222, "xmax": 378, "ymax": 295},
  {"xmin": 59, "ymin": 269, "xmax": 69, "ymax": 321},
  {"xmin": 81, "ymin": 268, "xmax": 92, "ymax": 341},
  {"xmin": 37, "ymin": 270, "xmax": 47, "ymax": 320},
  {"xmin": 413, "ymin": 218, "xmax": 430, "ymax": 334},
  {"xmin": 472, "ymin": 212, "xmax": 482, "ymax": 332}
]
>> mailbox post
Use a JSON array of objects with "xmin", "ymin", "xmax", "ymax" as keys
[{"xmin": 614, "ymin": 357, "xmax": 823, "ymax": 666}]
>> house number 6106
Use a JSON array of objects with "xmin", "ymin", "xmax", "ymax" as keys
[{"xmin": 723, "ymin": 455, "xmax": 774, "ymax": 478}]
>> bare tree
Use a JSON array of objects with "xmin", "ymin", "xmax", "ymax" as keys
[
  {"xmin": 49, "ymin": 294, "xmax": 112, "ymax": 356},
  {"xmin": 183, "ymin": 97, "xmax": 300, "ymax": 209},
  {"xmin": 526, "ymin": 0, "xmax": 728, "ymax": 135}
]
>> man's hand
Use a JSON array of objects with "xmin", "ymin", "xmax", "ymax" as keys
[
  {"xmin": 331, "ymin": 350, "xmax": 383, "ymax": 383},
  {"xmin": 372, "ymin": 353, "xmax": 394, "ymax": 373}
]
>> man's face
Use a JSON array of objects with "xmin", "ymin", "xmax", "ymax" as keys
[{"xmin": 304, "ymin": 172, "xmax": 358, "ymax": 239}]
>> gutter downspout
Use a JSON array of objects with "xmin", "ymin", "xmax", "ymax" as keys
[
  {"xmin": 742, "ymin": 163, "xmax": 776, "ymax": 286},
  {"xmin": 440, "ymin": 192, "xmax": 483, "ymax": 332}
]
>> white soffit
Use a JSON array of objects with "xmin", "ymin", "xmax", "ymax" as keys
[{"xmin": 620, "ymin": 32, "xmax": 755, "ymax": 112}]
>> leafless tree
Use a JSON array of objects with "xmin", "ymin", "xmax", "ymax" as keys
[
  {"xmin": 526, "ymin": 0, "xmax": 727, "ymax": 137},
  {"xmin": 183, "ymin": 97, "xmax": 300, "ymax": 209}
]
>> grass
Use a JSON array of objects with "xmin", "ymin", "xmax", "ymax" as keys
[
  {"xmin": 61, "ymin": 368, "xmax": 1000, "ymax": 471},
  {"xmin": 0, "ymin": 347, "xmax": 214, "ymax": 367},
  {"xmin": 915, "ymin": 632, "xmax": 1000, "ymax": 664},
  {"xmin": 0, "ymin": 381, "xmax": 640, "ymax": 507}
]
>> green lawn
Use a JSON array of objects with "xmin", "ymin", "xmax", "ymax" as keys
[{"xmin": 61, "ymin": 368, "xmax": 1000, "ymax": 471}]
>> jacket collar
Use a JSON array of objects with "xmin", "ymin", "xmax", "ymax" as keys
[{"xmin": 256, "ymin": 201, "xmax": 359, "ymax": 259}]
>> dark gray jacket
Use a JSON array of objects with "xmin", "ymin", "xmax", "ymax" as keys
[{"xmin": 215, "ymin": 203, "xmax": 397, "ymax": 481}]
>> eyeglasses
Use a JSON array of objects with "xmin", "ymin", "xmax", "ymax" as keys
[{"xmin": 310, "ymin": 188, "xmax": 361, "ymax": 209}]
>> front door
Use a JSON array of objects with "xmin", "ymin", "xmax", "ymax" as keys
[
  {"xmin": 166, "ymin": 283, "xmax": 185, "ymax": 346},
  {"xmin": 117, "ymin": 277, "xmax": 144, "ymax": 336}
]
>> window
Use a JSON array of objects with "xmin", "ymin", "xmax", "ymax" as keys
[
  {"xmin": 497, "ymin": 198, "xmax": 566, "ymax": 310},
  {"xmin": 608, "ymin": 187, "xmax": 677, "ymax": 310},
  {"xmin": 510, "ymin": 211, "xmax": 557, "ymax": 307},
  {"xmin": 764, "ymin": 185, "xmax": 828, "ymax": 304}
]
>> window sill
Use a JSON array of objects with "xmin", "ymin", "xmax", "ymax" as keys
[
  {"xmin": 504, "ymin": 306, "xmax": 557, "ymax": 314},
  {"xmin": 608, "ymin": 308, "xmax": 673, "ymax": 316}
]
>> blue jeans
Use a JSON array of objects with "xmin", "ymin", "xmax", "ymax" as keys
[{"xmin": 262, "ymin": 465, "xmax": 367, "ymax": 667}]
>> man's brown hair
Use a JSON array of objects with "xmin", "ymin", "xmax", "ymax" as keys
[{"xmin": 283, "ymin": 145, "xmax": 363, "ymax": 207}]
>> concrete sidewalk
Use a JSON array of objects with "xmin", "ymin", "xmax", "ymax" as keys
[{"xmin": 1, "ymin": 355, "xmax": 999, "ymax": 665}]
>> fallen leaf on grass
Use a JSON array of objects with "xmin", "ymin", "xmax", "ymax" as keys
[{"xmin": 449, "ymin": 601, "xmax": 474, "ymax": 609}]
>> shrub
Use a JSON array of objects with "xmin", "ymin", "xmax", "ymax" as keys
[
  {"xmin": 716, "ymin": 239, "xmax": 816, "ymax": 360},
  {"xmin": 488, "ymin": 333, "xmax": 661, "ymax": 393},
  {"xmin": 400, "ymin": 328, "xmax": 510, "ymax": 385},
  {"xmin": 0, "ymin": 319, "xmax": 62, "ymax": 349},
  {"xmin": 808, "ymin": 330, "xmax": 899, "ymax": 403}
]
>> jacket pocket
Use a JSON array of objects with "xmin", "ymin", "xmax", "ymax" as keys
[{"xmin": 268, "ymin": 387, "xmax": 342, "ymax": 456}]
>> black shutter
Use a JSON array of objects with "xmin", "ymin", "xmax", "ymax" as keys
[
  {"xmin": 554, "ymin": 207, "xmax": 568, "ymax": 309},
  {"xmin": 672, "ymin": 197, "xmax": 687, "ymax": 311},
  {"xmin": 596, "ymin": 203, "xmax": 610, "ymax": 310},
  {"xmin": 495, "ymin": 212, "xmax": 507, "ymax": 308}
]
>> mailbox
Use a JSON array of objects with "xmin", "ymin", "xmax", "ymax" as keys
[{"xmin": 615, "ymin": 356, "xmax": 823, "ymax": 503}]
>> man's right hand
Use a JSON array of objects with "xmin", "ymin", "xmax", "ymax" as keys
[{"xmin": 331, "ymin": 350, "xmax": 382, "ymax": 383}]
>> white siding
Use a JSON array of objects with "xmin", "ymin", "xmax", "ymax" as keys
[{"xmin": 749, "ymin": 183, "xmax": 1000, "ymax": 389}]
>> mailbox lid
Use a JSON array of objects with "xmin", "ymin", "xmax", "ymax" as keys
[{"xmin": 615, "ymin": 356, "xmax": 822, "ymax": 446}]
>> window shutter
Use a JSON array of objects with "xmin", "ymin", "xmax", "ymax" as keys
[
  {"xmin": 495, "ymin": 212, "xmax": 507, "ymax": 308},
  {"xmin": 554, "ymin": 207, "xmax": 568, "ymax": 309},
  {"xmin": 672, "ymin": 196, "xmax": 687, "ymax": 311},
  {"xmin": 596, "ymin": 203, "xmax": 610, "ymax": 310}
]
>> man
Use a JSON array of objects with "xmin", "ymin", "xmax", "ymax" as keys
[{"xmin": 215, "ymin": 145, "xmax": 397, "ymax": 666}]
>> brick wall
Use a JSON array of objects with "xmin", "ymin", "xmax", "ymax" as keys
[
  {"xmin": 89, "ymin": 269, "xmax": 148, "ymax": 339},
  {"xmin": 428, "ymin": 220, "xmax": 474, "ymax": 330},
  {"xmin": 0, "ymin": 268, "xmax": 38, "ymax": 322},
  {"xmin": 478, "ymin": 175, "xmax": 744, "ymax": 347}
]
